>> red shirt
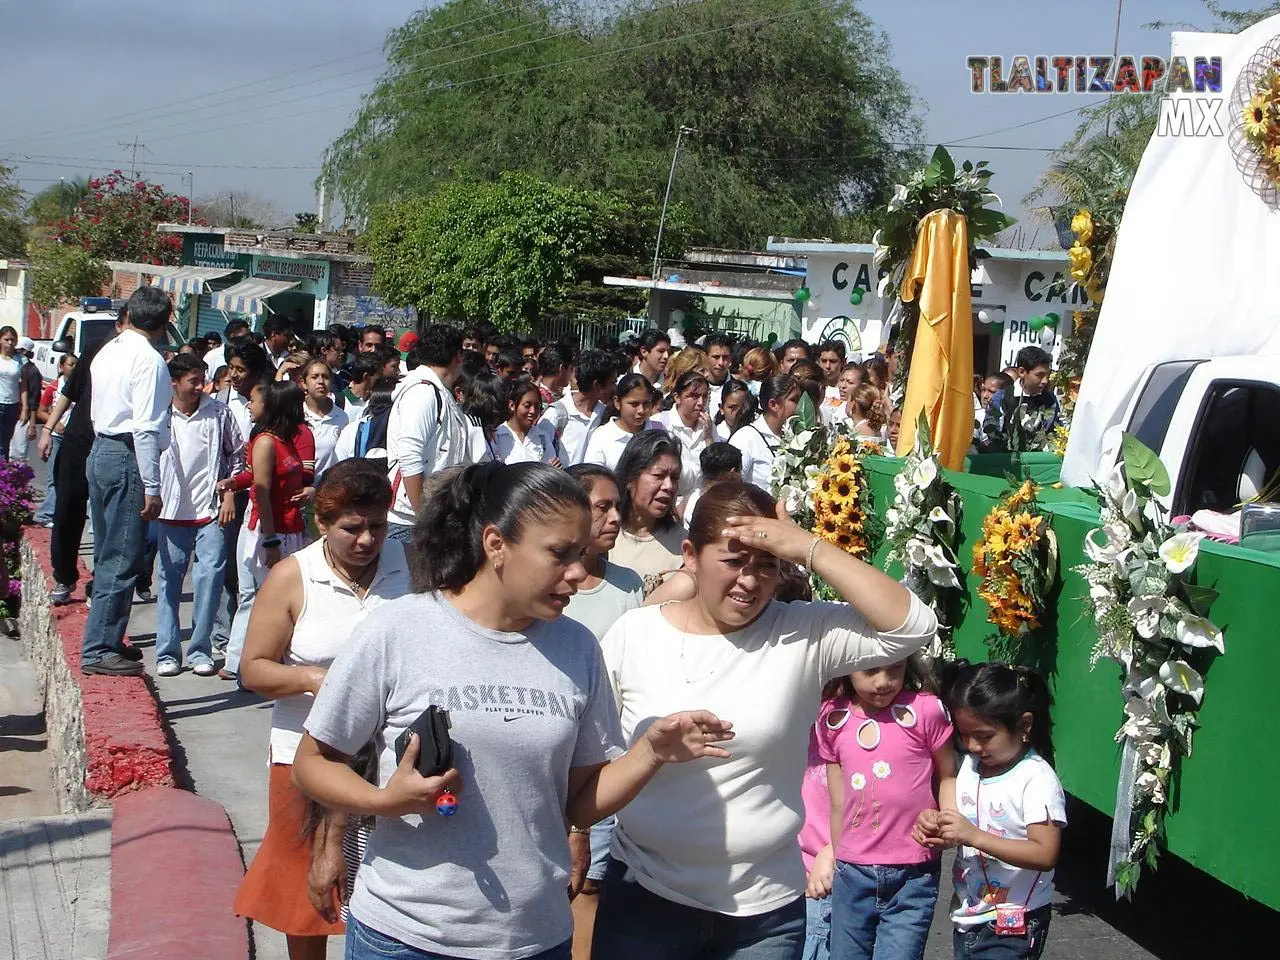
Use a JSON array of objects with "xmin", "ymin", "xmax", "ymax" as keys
[{"xmin": 235, "ymin": 426, "xmax": 314, "ymax": 535}]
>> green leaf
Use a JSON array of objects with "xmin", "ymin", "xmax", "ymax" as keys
[
  {"xmin": 922, "ymin": 161, "xmax": 942, "ymax": 187},
  {"xmin": 1181, "ymin": 582, "xmax": 1219, "ymax": 617},
  {"xmin": 968, "ymin": 207, "xmax": 1015, "ymax": 236},
  {"xmin": 1122, "ymin": 433, "xmax": 1172, "ymax": 496},
  {"xmin": 796, "ymin": 391, "xmax": 817, "ymax": 430},
  {"xmin": 930, "ymin": 145, "xmax": 956, "ymax": 182}
]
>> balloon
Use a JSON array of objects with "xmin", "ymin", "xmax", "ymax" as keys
[
  {"xmin": 849, "ymin": 289, "xmax": 863, "ymax": 305},
  {"xmin": 977, "ymin": 309, "xmax": 990, "ymax": 323},
  {"xmin": 1038, "ymin": 326, "xmax": 1057, "ymax": 348},
  {"xmin": 794, "ymin": 287, "xmax": 811, "ymax": 303},
  {"xmin": 1028, "ymin": 316, "xmax": 1046, "ymax": 331},
  {"xmin": 766, "ymin": 332, "xmax": 779, "ymax": 344},
  {"xmin": 1044, "ymin": 312, "xmax": 1061, "ymax": 327}
]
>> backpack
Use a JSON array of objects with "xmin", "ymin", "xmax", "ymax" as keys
[{"xmin": 355, "ymin": 407, "xmax": 392, "ymax": 474}]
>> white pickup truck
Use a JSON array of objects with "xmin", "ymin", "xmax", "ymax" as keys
[
  {"xmin": 1094, "ymin": 355, "xmax": 1280, "ymax": 517},
  {"xmin": 33, "ymin": 297, "xmax": 186, "ymax": 382}
]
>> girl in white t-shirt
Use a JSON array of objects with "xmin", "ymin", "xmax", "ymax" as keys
[
  {"xmin": 583, "ymin": 373, "xmax": 660, "ymax": 472},
  {"xmin": 914, "ymin": 662, "xmax": 1065, "ymax": 960},
  {"xmin": 594, "ymin": 480, "xmax": 937, "ymax": 960},
  {"xmin": 495, "ymin": 376, "xmax": 562, "ymax": 466},
  {"xmin": 729, "ymin": 374, "xmax": 801, "ymax": 491},
  {"xmin": 657, "ymin": 371, "xmax": 714, "ymax": 501}
]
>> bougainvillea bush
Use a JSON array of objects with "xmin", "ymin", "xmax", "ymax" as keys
[
  {"xmin": 0, "ymin": 460, "xmax": 35, "ymax": 619},
  {"xmin": 51, "ymin": 171, "xmax": 194, "ymax": 265}
]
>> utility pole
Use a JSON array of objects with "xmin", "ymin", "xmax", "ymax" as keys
[
  {"xmin": 118, "ymin": 136, "xmax": 146, "ymax": 177},
  {"xmin": 185, "ymin": 172, "xmax": 194, "ymax": 225},
  {"xmin": 652, "ymin": 125, "xmax": 697, "ymax": 281}
]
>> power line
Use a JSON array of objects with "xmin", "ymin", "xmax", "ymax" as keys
[
  {"xmin": 1, "ymin": 1, "xmax": 537, "ymax": 151},
  {"xmin": 942, "ymin": 105, "xmax": 1088, "ymax": 146},
  {"xmin": 13, "ymin": 154, "xmax": 321, "ymax": 171}
]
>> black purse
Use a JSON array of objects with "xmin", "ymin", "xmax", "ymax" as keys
[{"xmin": 394, "ymin": 705, "xmax": 454, "ymax": 778}]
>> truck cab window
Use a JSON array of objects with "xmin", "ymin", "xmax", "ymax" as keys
[
  {"xmin": 1177, "ymin": 382, "xmax": 1280, "ymax": 516},
  {"xmin": 1130, "ymin": 360, "xmax": 1201, "ymax": 454}
]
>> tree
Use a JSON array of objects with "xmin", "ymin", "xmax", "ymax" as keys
[
  {"xmin": 28, "ymin": 241, "xmax": 111, "ymax": 309},
  {"xmin": 323, "ymin": 0, "xmax": 920, "ymax": 248},
  {"xmin": 294, "ymin": 212, "xmax": 320, "ymax": 233},
  {"xmin": 52, "ymin": 171, "xmax": 190, "ymax": 265},
  {"xmin": 26, "ymin": 177, "xmax": 91, "ymax": 228},
  {"xmin": 364, "ymin": 172, "xmax": 688, "ymax": 331},
  {"xmin": 192, "ymin": 190, "xmax": 283, "ymax": 229},
  {"xmin": 0, "ymin": 163, "xmax": 25, "ymax": 259}
]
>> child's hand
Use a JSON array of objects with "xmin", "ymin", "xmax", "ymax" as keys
[
  {"xmin": 912, "ymin": 809, "xmax": 948, "ymax": 849},
  {"xmin": 805, "ymin": 845, "xmax": 835, "ymax": 899},
  {"xmin": 935, "ymin": 809, "xmax": 979, "ymax": 847}
]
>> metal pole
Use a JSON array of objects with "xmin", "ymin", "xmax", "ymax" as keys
[
  {"xmin": 1105, "ymin": 0, "xmax": 1124, "ymax": 136},
  {"xmin": 652, "ymin": 125, "xmax": 696, "ymax": 280},
  {"xmin": 186, "ymin": 171, "xmax": 193, "ymax": 225}
]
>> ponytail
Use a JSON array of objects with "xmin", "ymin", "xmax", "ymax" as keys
[
  {"xmin": 943, "ymin": 660, "xmax": 1055, "ymax": 766},
  {"xmin": 410, "ymin": 462, "xmax": 589, "ymax": 592}
]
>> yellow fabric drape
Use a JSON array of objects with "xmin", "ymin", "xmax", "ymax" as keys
[{"xmin": 895, "ymin": 209, "xmax": 974, "ymax": 470}]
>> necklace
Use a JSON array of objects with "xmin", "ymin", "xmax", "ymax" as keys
[
  {"xmin": 674, "ymin": 602, "xmax": 719, "ymax": 684},
  {"xmin": 323, "ymin": 541, "xmax": 377, "ymax": 598}
]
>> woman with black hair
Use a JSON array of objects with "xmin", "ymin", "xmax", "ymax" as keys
[
  {"xmin": 656, "ymin": 371, "xmax": 714, "ymax": 502},
  {"xmin": 714, "ymin": 378, "xmax": 757, "ymax": 441},
  {"xmin": 495, "ymin": 376, "xmax": 562, "ymax": 465},
  {"xmin": 219, "ymin": 379, "xmax": 315, "ymax": 680},
  {"xmin": 730, "ymin": 373, "xmax": 801, "ymax": 490},
  {"xmin": 610, "ymin": 431, "xmax": 686, "ymax": 596},
  {"xmin": 292, "ymin": 461, "xmax": 734, "ymax": 960},
  {"xmin": 582, "ymin": 372, "xmax": 659, "ymax": 472},
  {"xmin": 456, "ymin": 369, "xmax": 506, "ymax": 463}
]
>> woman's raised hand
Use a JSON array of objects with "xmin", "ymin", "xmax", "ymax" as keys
[
  {"xmin": 378, "ymin": 733, "xmax": 463, "ymax": 818},
  {"xmin": 720, "ymin": 501, "xmax": 815, "ymax": 568},
  {"xmin": 643, "ymin": 710, "xmax": 735, "ymax": 764}
]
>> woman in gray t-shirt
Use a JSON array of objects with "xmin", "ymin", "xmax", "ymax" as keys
[{"xmin": 293, "ymin": 461, "xmax": 733, "ymax": 960}]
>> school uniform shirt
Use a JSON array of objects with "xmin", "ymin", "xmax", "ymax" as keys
[
  {"xmin": 707, "ymin": 379, "xmax": 728, "ymax": 417},
  {"xmin": 541, "ymin": 394, "xmax": 607, "ymax": 465},
  {"xmin": 386, "ymin": 366, "xmax": 471, "ymax": 526},
  {"xmin": 729, "ymin": 417, "xmax": 781, "ymax": 491},
  {"xmin": 582, "ymin": 419, "xmax": 660, "ymax": 473},
  {"xmin": 340, "ymin": 386, "xmax": 369, "ymax": 425},
  {"xmin": 159, "ymin": 395, "xmax": 244, "ymax": 523},
  {"xmin": 656, "ymin": 408, "xmax": 710, "ymax": 499},
  {"xmin": 226, "ymin": 390, "xmax": 253, "ymax": 452},
  {"xmin": 89, "ymin": 328, "xmax": 173, "ymax": 495},
  {"xmin": 951, "ymin": 751, "xmax": 1066, "ymax": 927},
  {"xmin": 305, "ymin": 401, "xmax": 349, "ymax": 479},
  {"xmin": 203, "ymin": 345, "xmax": 226, "ymax": 381},
  {"xmin": 493, "ymin": 420, "xmax": 561, "ymax": 465}
]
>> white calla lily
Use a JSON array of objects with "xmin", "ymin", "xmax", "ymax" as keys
[
  {"xmin": 910, "ymin": 457, "xmax": 938, "ymax": 490},
  {"xmin": 928, "ymin": 506, "xmax": 953, "ymax": 527},
  {"xmin": 1158, "ymin": 659, "xmax": 1205, "ymax": 705},
  {"xmin": 877, "ymin": 274, "xmax": 893, "ymax": 298},
  {"xmin": 1126, "ymin": 596, "xmax": 1165, "ymax": 640},
  {"xmin": 1158, "ymin": 532, "xmax": 1203, "ymax": 574},
  {"xmin": 1105, "ymin": 463, "xmax": 1128, "ymax": 504},
  {"xmin": 871, "ymin": 229, "xmax": 882, "ymax": 247},
  {"xmin": 887, "ymin": 184, "xmax": 909, "ymax": 211},
  {"xmin": 1084, "ymin": 523, "xmax": 1132, "ymax": 564},
  {"xmin": 1175, "ymin": 615, "xmax": 1225, "ymax": 654},
  {"xmin": 905, "ymin": 537, "xmax": 931, "ymax": 568}
]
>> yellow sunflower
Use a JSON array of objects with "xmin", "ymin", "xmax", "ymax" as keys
[
  {"xmin": 813, "ymin": 512, "xmax": 841, "ymax": 539},
  {"xmin": 1068, "ymin": 243, "xmax": 1093, "ymax": 282},
  {"xmin": 1245, "ymin": 92, "xmax": 1271, "ymax": 141},
  {"xmin": 1070, "ymin": 208, "xmax": 1094, "ymax": 244},
  {"xmin": 1007, "ymin": 480, "xmax": 1037, "ymax": 509},
  {"xmin": 1012, "ymin": 512, "xmax": 1043, "ymax": 546}
]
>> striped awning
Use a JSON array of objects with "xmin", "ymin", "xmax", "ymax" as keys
[
  {"xmin": 151, "ymin": 266, "xmax": 238, "ymax": 296},
  {"xmin": 210, "ymin": 277, "xmax": 300, "ymax": 315}
]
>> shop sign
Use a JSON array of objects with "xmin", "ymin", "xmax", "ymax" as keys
[
  {"xmin": 254, "ymin": 256, "xmax": 329, "ymax": 285},
  {"xmin": 183, "ymin": 234, "xmax": 251, "ymax": 271}
]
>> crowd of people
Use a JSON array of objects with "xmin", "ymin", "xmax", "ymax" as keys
[{"xmin": 38, "ymin": 286, "xmax": 1068, "ymax": 960}]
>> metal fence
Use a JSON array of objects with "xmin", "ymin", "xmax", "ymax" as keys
[{"xmin": 536, "ymin": 315, "xmax": 649, "ymax": 349}]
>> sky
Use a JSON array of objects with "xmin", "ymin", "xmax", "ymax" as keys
[{"xmin": 0, "ymin": 0, "xmax": 1236, "ymax": 245}]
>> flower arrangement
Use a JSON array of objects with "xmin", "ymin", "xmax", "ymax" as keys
[
  {"xmin": 772, "ymin": 397, "xmax": 883, "ymax": 599},
  {"xmin": 1074, "ymin": 434, "xmax": 1224, "ymax": 898},
  {"xmin": 0, "ymin": 460, "xmax": 35, "ymax": 620},
  {"xmin": 884, "ymin": 415, "xmax": 964, "ymax": 658},
  {"xmin": 1241, "ymin": 59, "xmax": 1280, "ymax": 185},
  {"xmin": 973, "ymin": 480, "xmax": 1057, "ymax": 662}
]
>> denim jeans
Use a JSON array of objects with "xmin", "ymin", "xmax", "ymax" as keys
[
  {"xmin": 154, "ymin": 520, "xmax": 229, "ymax": 668},
  {"xmin": 211, "ymin": 491, "xmax": 247, "ymax": 647},
  {"xmin": 0, "ymin": 403, "xmax": 18, "ymax": 462},
  {"xmin": 82, "ymin": 437, "xmax": 148, "ymax": 664},
  {"xmin": 222, "ymin": 513, "xmax": 259, "ymax": 677},
  {"xmin": 953, "ymin": 907, "xmax": 1051, "ymax": 960},
  {"xmin": 830, "ymin": 860, "xmax": 940, "ymax": 960},
  {"xmin": 587, "ymin": 815, "xmax": 614, "ymax": 882},
  {"xmin": 803, "ymin": 895, "xmax": 831, "ymax": 960},
  {"xmin": 345, "ymin": 915, "xmax": 570, "ymax": 960},
  {"xmin": 387, "ymin": 522, "xmax": 414, "ymax": 544},
  {"xmin": 592, "ymin": 858, "xmax": 806, "ymax": 960},
  {"xmin": 34, "ymin": 434, "xmax": 61, "ymax": 524}
]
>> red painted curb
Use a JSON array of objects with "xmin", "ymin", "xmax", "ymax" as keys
[
  {"xmin": 25, "ymin": 525, "xmax": 175, "ymax": 798},
  {"xmin": 108, "ymin": 787, "xmax": 248, "ymax": 960}
]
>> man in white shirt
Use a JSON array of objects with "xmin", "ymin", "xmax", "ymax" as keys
[
  {"xmin": 153, "ymin": 354, "xmax": 244, "ymax": 677},
  {"xmin": 541, "ymin": 349, "xmax": 614, "ymax": 465},
  {"xmin": 82, "ymin": 286, "xmax": 174, "ymax": 676},
  {"xmin": 633, "ymin": 329, "xmax": 672, "ymax": 386},
  {"xmin": 703, "ymin": 333, "xmax": 734, "ymax": 413},
  {"xmin": 385, "ymin": 324, "xmax": 471, "ymax": 541}
]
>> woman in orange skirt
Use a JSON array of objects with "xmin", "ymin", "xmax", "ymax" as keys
[{"xmin": 233, "ymin": 461, "xmax": 411, "ymax": 959}]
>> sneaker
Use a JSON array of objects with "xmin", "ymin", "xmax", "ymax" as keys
[
  {"xmin": 51, "ymin": 584, "xmax": 73, "ymax": 606},
  {"xmin": 217, "ymin": 668, "xmax": 238, "ymax": 682},
  {"xmin": 135, "ymin": 588, "xmax": 154, "ymax": 603},
  {"xmin": 156, "ymin": 660, "xmax": 182, "ymax": 677},
  {"xmin": 120, "ymin": 644, "xmax": 144, "ymax": 662},
  {"xmin": 41, "ymin": 520, "xmax": 54, "ymax": 529},
  {"xmin": 82, "ymin": 653, "xmax": 145, "ymax": 677},
  {"xmin": 192, "ymin": 662, "xmax": 217, "ymax": 677}
]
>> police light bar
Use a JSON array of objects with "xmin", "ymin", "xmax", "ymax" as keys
[{"xmin": 80, "ymin": 296, "xmax": 114, "ymax": 313}]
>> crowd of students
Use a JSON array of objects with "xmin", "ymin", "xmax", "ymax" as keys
[{"xmin": 41, "ymin": 288, "xmax": 1068, "ymax": 960}]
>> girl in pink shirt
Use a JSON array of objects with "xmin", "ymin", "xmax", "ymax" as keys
[
  {"xmin": 799, "ymin": 680, "xmax": 850, "ymax": 960},
  {"xmin": 818, "ymin": 656, "xmax": 956, "ymax": 960}
]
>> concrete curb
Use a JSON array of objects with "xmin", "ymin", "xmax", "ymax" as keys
[
  {"xmin": 18, "ymin": 527, "xmax": 173, "ymax": 809},
  {"xmin": 108, "ymin": 787, "xmax": 247, "ymax": 960}
]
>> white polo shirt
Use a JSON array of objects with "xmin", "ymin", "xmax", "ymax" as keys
[
  {"xmin": 493, "ymin": 420, "xmax": 561, "ymax": 465},
  {"xmin": 305, "ymin": 401, "xmax": 350, "ymax": 479},
  {"xmin": 159, "ymin": 395, "xmax": 244, "ymax": 523},
  {"xmin": 729, "ymin": 417, "xmax": 780, "ymax": 491},
  {"xmin": 89, "ymin": 328, "xmax": 172, "ymax": 495},
  {"xmin": 541, "ymin": 393, "xmax": 606, "ymax": 465},
  {"xmin": 582, "ymin": 419, "xmax": 659, "ymax": 473},
  {"xmin": 386, "ymin": 366, "xmax": 471, "ymax": 525},
  {"xmin": 657, "ymin": 408, "xmax": 711, "ymax": 498}
]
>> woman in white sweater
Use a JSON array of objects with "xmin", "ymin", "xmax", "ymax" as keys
[{"xmin": 594, "ymin": 480, "xmax": 937, "ymax": 960}]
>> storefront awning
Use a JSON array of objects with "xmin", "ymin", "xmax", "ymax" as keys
[
  {"xmin": 210, "ymin": 277, "xmax": 300, "ymax": 315},
  {"xmin": 151, "ymin": 265, "xmax": 238, "ymax": 296}
]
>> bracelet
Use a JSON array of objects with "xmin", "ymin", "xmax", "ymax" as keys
[
  {"xmin": 262, "ymin": 537, "xmax": 282, "ymax": 548},
  {"xmin": 805, "ymin": 536, "xmax": 821, "ymax": 573},
  {"xmin": 569, "ymin": 825, "xmax": 588, "ymax": 834}
]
